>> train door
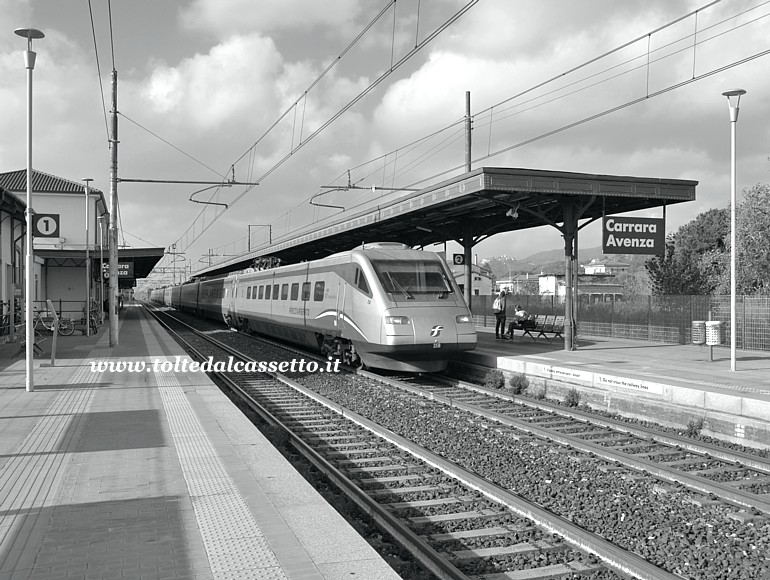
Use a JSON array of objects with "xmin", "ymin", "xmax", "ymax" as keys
[{"xmin": 224, "ymin": 274, "xmax": 237, "ymax": 327}]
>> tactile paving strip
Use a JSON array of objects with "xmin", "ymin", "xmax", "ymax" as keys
[{"xmin": 154, "ymin": 364, "xmax": 287, "ymax": 580}]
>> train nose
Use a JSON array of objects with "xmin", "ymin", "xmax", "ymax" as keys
[{"xmin": 383, "ymin": 308, "xmax": 475, "ymax": 347}]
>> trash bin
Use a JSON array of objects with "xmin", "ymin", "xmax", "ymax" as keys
[
  {"xmin": 691, "ymin": 321, "xmax": 706, "ymax": 345},
  {"xmin": 705, "ymin": 321, "xmax": 722, "ymax": 346}
]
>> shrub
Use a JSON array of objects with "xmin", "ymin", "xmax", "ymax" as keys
[
  {"xmin": 564, "ymin": 388, "xmax": 581, "ymax": 407},
  {"xmin": 508, "ymin": 373, "xmax": 529, "ymax": 395},
  {"xmin": 484, "ymin": 369, "xmax": 505, "ymax": 390},
  {"xmin": 685, "ymin": 417, "xmax": 705, "ymax": 438}
]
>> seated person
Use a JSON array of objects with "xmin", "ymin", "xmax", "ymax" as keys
[{"xmin": 507, "ymin": 305, "xmax": 531, "ymax": 337}]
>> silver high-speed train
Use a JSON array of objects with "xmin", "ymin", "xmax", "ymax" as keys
[{"xmin": 151, "ymin": 243, "xmax": 477, "ymax": 372}]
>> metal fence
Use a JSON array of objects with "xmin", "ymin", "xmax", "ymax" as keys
[{"xmin": 470, "ymin": 294, "xmax": 770, "ymax": 352}]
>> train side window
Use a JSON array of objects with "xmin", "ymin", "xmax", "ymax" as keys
[
  {"xmin": 355, "ymin": 267, "xmax": 370, "ymax": 294},
  {"xmin": 272, "ymin": 284, "xmax": 279, "ymax": 299},
  {"xmin": 258, "ymin": 285, "xmax": 264, "ymax": 299},
  {"xmin": 281, "ymin": 284, "xmax": 288, "ymax": 300},
  {"xmin": 265, "ymin": 285, "xmax": 271, "ymax": 300},
  {"xmin": 313, "ymin": 281, "xmax": 325, "ymax": 301},
  {"xmin": 246, "ymin": 286, "xmax": 252, "ymax": 299},
  {"xmin": 290, "ymin": 283, "xmax": 299, "ymax": 300},
  {"xmin": 301, "ymin": 282, "xmax": 311, "ymax": 301}
]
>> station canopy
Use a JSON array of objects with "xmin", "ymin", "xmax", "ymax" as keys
[{"xmin": 196, "ymin": 166, "xmax": 696, "ymax": 278}]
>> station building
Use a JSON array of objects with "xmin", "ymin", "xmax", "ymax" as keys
[{"xmin": 0, "ymin": 169, "xmax": 163, "ymax": 336}]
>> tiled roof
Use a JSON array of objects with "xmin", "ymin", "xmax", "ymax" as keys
[
  {"xmin": 0, "ymin": 185, "xmax": 26, "ymax": 218},
  {"xmin": 0, "ymin": 169, "xmax": 103, "ymax": 195}
]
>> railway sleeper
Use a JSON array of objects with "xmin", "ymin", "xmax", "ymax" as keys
[
  {"xmin": 367, "ymin": 484, "xmax": 449, "ymax": 497},
  {"xmin": 726, "ymin": 510, "xmax": 767, "ymax": 524},
  {"xmin": 724, "ymin": 475, "xmax": 770, "ymax": 487},
  {"xmin": 483, "ymin": 561, "xmax": 605, "ymax": 580},
  {"xmin": 346, "ymin": 464, "xmax": 412, "ymax": 474},
  {"xmin": 385, "ymin": 496, "xmax": 471, "ymax": 510},
  {"xmin": 449, "ymin": 539, "xmax": 567, "ymax": 561},
  {"xmin": 336, "ymin": 456, "xmax": 394, "ymax": 465},
  {"xmin": 409, "ymin": 508, "xmax": 500, "ymax": 524},
  {"xmin": 426, "ymin": 525, "xmax": 533, "ymax": 542}
]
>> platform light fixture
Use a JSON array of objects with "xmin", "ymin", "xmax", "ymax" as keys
[
  {"xmin": 15, "ymin": 26, "xmax": 44, "ymax": 392},
  {"xmin": 722, "ymin": 88, "xmax": 746, "ymax": 372},
  {"xmin": 83, "ymin": 178, "xmax": 93, "ymax": 336}
]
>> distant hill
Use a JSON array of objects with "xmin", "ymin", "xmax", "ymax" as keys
[
  {"xmin": 487, "ymin": 246, "xmax": 649, "ymax": 276},
  {"xmin": 521, "ymin": 246, "xmax": 607, "ymax": 267}
]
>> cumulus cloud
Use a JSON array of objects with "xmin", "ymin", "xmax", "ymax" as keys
[
  {"xmin": 180, "ymin": 0, "xmax": 362, "ymax": 35},
  {"xmin": 142, "ymin": 34, "xmax": 283, "ymax": 130}
]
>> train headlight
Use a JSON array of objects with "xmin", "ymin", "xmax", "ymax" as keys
[
  {"xmin": 384, "ymin": 315, "xmax": 411, "ymax": 325},
  {"xmin": 455, "ymin": 314, "xmax": 473, "ymax": 324}
]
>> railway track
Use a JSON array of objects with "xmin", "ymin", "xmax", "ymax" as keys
[
  {"xmin": 147, "ymin": 304, "xmax": 770, "ymax": 579},
  {"xmin": 374, "ymin": 372, "xmax": 770, "ymax": 515}
]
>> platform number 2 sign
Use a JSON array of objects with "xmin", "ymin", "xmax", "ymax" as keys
[{"xmin": 33, "ymin": 214, "xmax": 60, "ymax": 237}]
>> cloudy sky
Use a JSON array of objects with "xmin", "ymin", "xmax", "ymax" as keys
[{"xmin": 2, "ymin": 0, "xmax": 768, "ymax": 284}]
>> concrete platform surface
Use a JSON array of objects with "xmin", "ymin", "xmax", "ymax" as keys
[
  {"xmin": 469, "ymin": 327, "xmax": 770, "ymax": 398},
  {"xmin": 0, "ymin": 304, "xmax": 400, "ymax": 580},
  {"xmin": 461, "ymin": 327, "xmax": 770, "ymax": 448}
]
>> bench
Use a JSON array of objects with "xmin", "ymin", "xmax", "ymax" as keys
[{"xmin": 535, "ymin": 315, "xmax": 565, "ymax": 342}]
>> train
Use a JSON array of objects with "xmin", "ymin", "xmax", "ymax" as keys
[{"xmin": 150, "ymin": 243, "xmax": 477, "ymax": 372}]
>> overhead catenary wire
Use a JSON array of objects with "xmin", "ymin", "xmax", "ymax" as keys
[
  {"xmin": 86, "ymin": 0, "xmax": 110, "ymax": 142},
  {"xmin": 163, "ymin": 0, "xmax": 479, "ymax": 264}
]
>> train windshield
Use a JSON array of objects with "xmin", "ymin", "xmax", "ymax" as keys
[{"xmin": 370, "ymin": 259, "xmax": 454, "ymax": 301}]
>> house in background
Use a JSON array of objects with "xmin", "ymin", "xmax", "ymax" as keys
[
  {"xmin": 582, "ymin": 258, "xmax": 630, "ymax": 275},
  {"xmin": 539, "ymin": 273, "xmax": 624, "ymax": 303},
  {"xmin": 449, "ymin": 260, "xmax": 494, "ymax": 296}
]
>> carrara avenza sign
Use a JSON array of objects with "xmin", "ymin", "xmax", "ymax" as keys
[{"xmin": 602, "ymin": 216, "xmax": 665, "ymax": 255}]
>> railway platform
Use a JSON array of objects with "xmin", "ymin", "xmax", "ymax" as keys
[
  {"xmin": 0, "ymin": 304, "xmax": 400, "ymax": 580},
  {"xmin": 465, "ymin": 327, "xmax": 770, "ymax": 449}
]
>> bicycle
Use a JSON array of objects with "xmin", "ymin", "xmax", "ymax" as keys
[
  {"xmin": 13, "ymin": 321, "xmax": 46, "ymax": 357},
  {"xmin": 34, "ymin": 309, "xmax": 75, "ymax": 336}
]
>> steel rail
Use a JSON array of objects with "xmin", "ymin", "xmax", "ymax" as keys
[{"xmin": 145, "ymin": 306, "xmax": 471, "ymax": 580}]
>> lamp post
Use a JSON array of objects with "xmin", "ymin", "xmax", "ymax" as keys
[
  {"xmin": 83, "ymin": 178, "xmax": 93, "ymax": 336},
  {"xmin": 248, "ymin": 224, "xmax": 272, "ymax": 252},
  {"xmin": 722, "ymin": 89, "xmax": 746, "ymax": 372},
  {"xmin": 98, "ymin": 215, "xmax": 106, "ymax": 324},
  {"xmin": 15, "ymin": 27, "xmax": 44, "ymax": 393}
]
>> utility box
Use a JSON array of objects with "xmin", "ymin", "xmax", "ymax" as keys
[
  {"xmin": 691, "ymin": 321, "xmax": 706, "ymax": 345},
  {"xmin": 705, "ymin": 321, "xmax": 722, "ymax": 346}
]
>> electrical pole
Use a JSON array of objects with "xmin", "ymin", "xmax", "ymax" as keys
[{"xmin": 109, "ymin": 69, "xmax": 119, "ymax": 346}]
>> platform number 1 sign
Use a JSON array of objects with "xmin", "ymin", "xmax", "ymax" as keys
[{"xmin": 33, "ymin": 214, "xmax": 60, "ymax": 238}]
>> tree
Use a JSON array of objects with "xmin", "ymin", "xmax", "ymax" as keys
[
  {"xmin": 731, "ymin": 183, "xmax": 770, "ymax": 294},
  {"xmin": 646, "ymin": 183, "xmax": 770, "ymax": 296},
  {"xmin": 645, "ymin": 208, "xmax": 729, "ymax": 295}
]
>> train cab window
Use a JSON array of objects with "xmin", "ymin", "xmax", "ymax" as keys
[
  {"xmin": 258, "ymin": 285, "xmax": 264, "ymax": 299},
  {"xmin": 371, "ymin": 259, "xmax": 454, "ymax": 301},
  {"xmin": 301, "ymin": 282, "xmax": 311, "ymax": 301},
  {"xmin": 272, "ymin": 284, "xmax": 279, "ymax": 299},
  {"xmin": 354, "ymin": 267, "xmax": 370, "ymax": 294},
  {"xmin": 281, "ymin": 284, "xmax": 289, "ymax": 300},
  {"xmin": 264, "ymin": 285, "xmax": 271, "ymax": 300},
  {"xmin": 290, "ymin": 283, "xmax": 299, "ymax": 300},
  {"xmin": 313, "ymin": 281, "xmax": 325, "ymax": 301}
]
